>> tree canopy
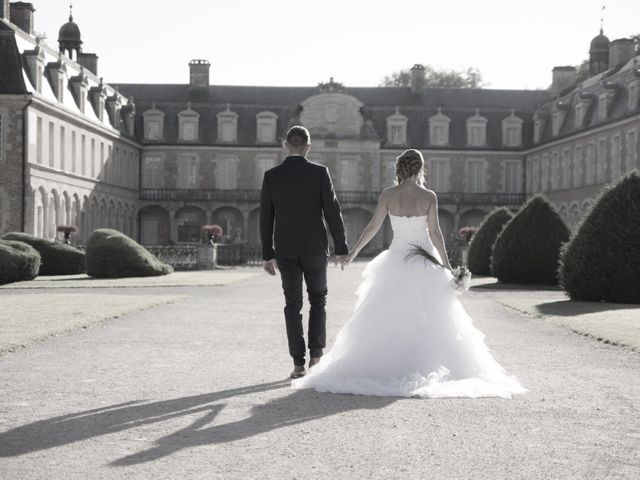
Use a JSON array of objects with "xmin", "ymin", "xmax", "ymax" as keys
[{"xmin": 379, "ymin": 65, "xmax": 485, "ymax": 89}]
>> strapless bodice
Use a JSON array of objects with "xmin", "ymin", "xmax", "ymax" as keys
[{"xmin": 388, "ymin": 214, "xmax": 435, "ymax": 254}]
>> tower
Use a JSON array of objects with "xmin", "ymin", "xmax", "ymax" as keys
[{"xmin": 58, "ymin": 4, "xmax": 82, "ymax": 60}]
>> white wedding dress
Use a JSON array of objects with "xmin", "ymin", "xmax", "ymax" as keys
[{"xmin": 291, "ymin": 214, "xmax": 527, "ymax": 398}]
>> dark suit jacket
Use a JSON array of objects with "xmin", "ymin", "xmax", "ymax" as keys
[{"xmin": 260, "ymin": 155, "xmax": 348, "ymax": 261}]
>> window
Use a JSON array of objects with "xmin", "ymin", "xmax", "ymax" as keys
[
  {"xmin": 179, "ymin": 106, "xmax": 199, "ymax": 141},
  {"xmin": 100, "ymin": 142, "xmax": 105, "ymax": 180},
  {"xmin": 598, "ymin": 92, "xmax": 612, "ymax": 122},
  {"xmin": 81, "ymin": 135, "xmax": 86, "ymax": 176},
  {"xmin": 428, "ymin": 159, "xmax": 449, "ymax": 192},
  {"xmin": 338, "ymin": 155, "xmax": 359, "ymax": 190},
  {"xmin": 626, "ymin": 130, "xmax": 638, "ymax": 173},
  {"xmin": 48, "ymin": 122, "xmax": 54, "ymax": 167},
  {"xmin": 255, "ymin": 155, "xmax": 276, "ymax": 188},
  {"xmin": 550, "ymin": 152, "xmax": 560, "ymax": 190},
  {"xmin": 386, "ymin": 108, "xmax": 408, "ymax": 146},
  {"xmin": 551, "ymin": 111, "xmax": 563, "ymax": 136},
  {"xmin": 256, "ymin": 111, "xmax": 278, "ymax": 144},
  {"xmin": 71, "ymin": 130, "xmax": 77, "ymax": 173},
  {"xmin": 466, "ymin": 110, "xmax": 487, "ymax": 147},
  {"xmin": 36, "ymin": 117, "xmax": 43, "ymax": 164},
  {"xmin": 596, "ymin": 137, "xmax": 607, "ymax": 183},
  {"xmin": 611, "ymin": 135, "xmax": 622, "ymax": 180},
  {"xmin": 541, "ymin": 154, "xmax": 549, "ymax": 191},
  {"xmin": 143, "ymin": 108, "xmax": 164, "ymax": 141},
  {"xmin": 585, "ymin": 142, "xmax": 596, "ymax": 184},
  {"xmin": 429, "ymin": 108, "xmax": 450, "ymax": 146},
  {"xmin": 0, "ymin": 114, "xmax": 3, "ymax": 161},
  {"xmin": 503, "ymin": 160, "xmax": 522, "ymax": 193},
  {"xmin": 466, "ymin": 159, "xmax": 486, "ymax": 193},
  {"xmin": 59, "ymin": 126, "xmax": 65, "ymax": 171},
  {"xmin": 178, "ymin": 155, "xmax": 198, "ymax": 189},
  {"xmin": 573, "ymin": 144, "xmax": 583, "ymax": 188},
  {"xmin": 91, "ymin": 138, "xmax": 96, "ymax": 178},
  {"xmin": 142, "ymin": 156, "xmax": 163, "ymax": 188},
  {"xmin": 502, "ymin": 111, "xmax": 523, "ymax": 147},
  {"xmin": 214, "ymin": 156, "xmax": 238, "ymax": 189},
  {"xmin": 217, "ymin": 106, "xmax": 238, "ymax": 143},
  {"xmin": 534, "ymin": 118, "xmax": 544, "ymax": 143},
  {"xmin": 561, "ymin": 149, "xmax": 571, "ymax": 189},
  {"xmin": 531, "ymin": 156, "xmax": 540, "ymax": 192}
]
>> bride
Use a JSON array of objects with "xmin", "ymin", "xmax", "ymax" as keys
[{"xmin": 291, "ymin": 149, "xmax": 526, "ymax": 398}]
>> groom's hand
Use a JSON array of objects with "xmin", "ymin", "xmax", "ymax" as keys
[
  {"xmin": 336, "ymin": 255, "xmax": 348, "ymax": 270},
  {"xmin": 263, "ymin": 259, "xmax": 278, "ymax": 276}
]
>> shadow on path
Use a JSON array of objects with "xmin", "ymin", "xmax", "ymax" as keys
[
  {"xmin": 535, "ymin": 299, "xmax": 640, "ymax": 317},
  {"xmin": 0, "ymin": 380, "xmax": 288, "ymax": 457},
  {"xmin": 0, "ymin": 380, "xmax": 397, "ymax": 466},
  {"xmin": 110, "ymin": 388, "xmax": 396, "ymax": 466}
]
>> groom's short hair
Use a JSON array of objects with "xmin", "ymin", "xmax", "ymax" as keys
[{"xmin": 286, "ymin": 126, "xmax": 310, "ymax": 147}]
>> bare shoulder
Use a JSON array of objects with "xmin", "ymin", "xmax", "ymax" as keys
[{"xmin": 420, "ymin": 187, "xmax": 438, "ymax": 202}]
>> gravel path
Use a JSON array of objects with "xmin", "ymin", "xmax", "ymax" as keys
[{"xmin": 0, "ymin": 264, "xmax": 638, "ymax": 479}]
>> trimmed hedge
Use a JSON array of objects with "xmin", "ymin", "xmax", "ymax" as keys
[
  {"xmin": 467, "ymin": 207, "xmax": 514, "ymax": 276},
  {"xmin": 86, "ymin": 228, "xmax": 173, "ymax": 278},
  {"xmin": 491, "ymin": 195, "xmax": 570, "ymax": 284},
  {"xmin": 0, "ymin": 240, "xmax": 41, "ymax": 285},
  {"xmin": 1, "ymin": 232, "xmax": 85, "ymax": 275},
  {"xmin": 559, "ymin": 171, "xmax": 640, "ymax": 303}
]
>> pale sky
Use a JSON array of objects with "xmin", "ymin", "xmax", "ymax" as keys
[{"xmin": 29, "ymin": 0, "xmax": 640, "ymax": 90}]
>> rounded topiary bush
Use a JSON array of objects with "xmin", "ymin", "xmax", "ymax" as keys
[
  {"xmin": 1, "ymin": 232, "xmax": 85, "ymax": 275},
  {"xmin": 491, "ymin": 195, "xmax": 570, "ymax": 284},
  {"xmin": 467, "ymin": 207, "xmax": 514, "ymax": 276},
  {"xmin": 559, "ymin": 171, "xmax": 640, "ymax": 303},
  {"xmin": 0, "ymin": 240, "xmax": 41, "ymax": 285},
  {"xmin": 86, "ymin": 228, "xmax": 173, "ymax": 278}
]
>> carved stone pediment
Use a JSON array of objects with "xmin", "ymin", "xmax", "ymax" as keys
[{"xmin": 300, "ymin": 93, "xmax": 364, "ymax": 138}]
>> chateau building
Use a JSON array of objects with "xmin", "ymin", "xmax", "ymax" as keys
[{"xmin": 1, "ymin": 2, "xmax": 638, "ymax": 253}]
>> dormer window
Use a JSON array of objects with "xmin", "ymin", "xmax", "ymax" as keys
[
  {"xmin": 628, "ymin": 79, "xmax": 639, "ymax": 112},
  {"xmin": 429, "ymin": 108, "xmax": 450, "ymax": 146},
  {"xmin": 386, "ymin": 107, "xmax": 408, "ymax": 146},
  {"xmin": 256, "ymin": 111, "xmax": 278, "ymax": 144},
  {"xmin": 598, "ymin": 85, "xmax": 617, "ymax": 121},
  {"xmin": 46, "ymin": 60, "xmax": 67, "ymax": 103},
  {"xmin": 502, "ymin": 110, "xmax": 523, "ymax": 147},
  {"xmin": 551, "ymin": 101, "xmax": 569, "ymax": 136},
  {"xmin": 217, "ymin": 104, "xmax": 238, "ymax": 143},
  {"xmin": 143, "ymin": 105, "xmax": 165, "ymax": 141},
  {"xmin": 70, "ymin": 72, "xmax": 89, "ymax": 114},
  {"xmin": 23, "ymin": 45, "xmax": 45, "ymax": 94},
  {"xmin": 178, "ymin": 103, "xmax": 199, "ymax": 142},
  {"xmin": 466, "ymin": 109, "xmax": 487, "ymax": 147},
  {"xmin": 533, "ymin": 111, "xmax": 546, "ymax": 143}
]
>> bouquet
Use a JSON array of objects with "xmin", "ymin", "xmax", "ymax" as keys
[{"xmin": 405, "ymin": 244, "xmax": 472, "ymax": 294}]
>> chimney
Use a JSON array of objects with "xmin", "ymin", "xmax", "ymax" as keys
[
  {"xmin": 551, "ymin": 66, "xmax": 577, "ymax": 95},
  {"xmin": 410, "ymin": 64, "xmax": 426, "ymax": 93},
  {"xmin": 189, "ymin": 59, "xmax": 210, "ymax": 87},
  {"xmin": 609, "ymin": 38, "xmax": 636, "ymax": 69},
  {"xmin": 1, "ymin": 0, "xmax": 9, "ymax": 20},
  {"xmin": 9, "ymin": 2, "xmax": 34, "ymax": 34},
  {"xmin": 78, "ymin": 52, "xmax": 98, "ymax": 76}
]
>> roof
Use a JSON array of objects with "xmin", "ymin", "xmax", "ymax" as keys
[
  {"xmin": 114, "ymin": 83, "xmax": 551, "ymax": 149},
  {"xmin": 0, "ymin": 20, "xmax": 27, "ymax": 94}
]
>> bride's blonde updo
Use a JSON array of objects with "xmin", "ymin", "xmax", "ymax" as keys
[{"xmin": 395, "ymin": 149, "xmax": 425, "ymax": 185}]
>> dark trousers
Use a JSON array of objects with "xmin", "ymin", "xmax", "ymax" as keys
[{"xmin": 276, "ymin": 255, "xmax": 328, "ymax": 366}]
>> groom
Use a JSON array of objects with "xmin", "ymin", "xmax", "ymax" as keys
[{"xmin": 260, "ymin": 125, "xmax": 349, "ymax": 379}]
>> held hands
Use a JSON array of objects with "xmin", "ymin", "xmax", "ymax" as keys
[
  {"xmin": 263, "ymin": 259, "xmax": 278, "ymax": 276},
  {"xmin": 337, "ymin": 251, "xmax": 355, "ymax": 271}
]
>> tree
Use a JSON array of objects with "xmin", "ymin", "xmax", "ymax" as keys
[
  {"xmin": 380, "ymin": 65, "xmax": 485, "ymax": 88},
  {"xmin": 467, "ymin": 207, "xmax": 514, "ymax": 276}
]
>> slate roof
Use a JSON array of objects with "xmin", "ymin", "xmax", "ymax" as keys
[
  {"xmin": 114, "ymin": 83, "xmax": 551, "ymax": 150},
  {"xmin": 0, "ymin": 20, "xmax": 27, "ymax": 94}
]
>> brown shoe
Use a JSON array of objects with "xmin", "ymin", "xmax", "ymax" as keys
[
  {"xmin": 290, "ymin": 365, "xmax": 306, "ymax": 379},
  {"xmin": 309, "ymin": 357, "xmax": 321, "ymax": 368}
]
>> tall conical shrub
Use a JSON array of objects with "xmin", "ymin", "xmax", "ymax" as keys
[
  {"xmin": 559, "ymin": 171, "xmax": 640, "ymax": 303},
  {"xmin": 491, "ymin": 195, "xmax": 570, "ymax": 284},
  {"xmin": 467, "ymin": 207, "xmax": 514, "ymax": 275}
]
